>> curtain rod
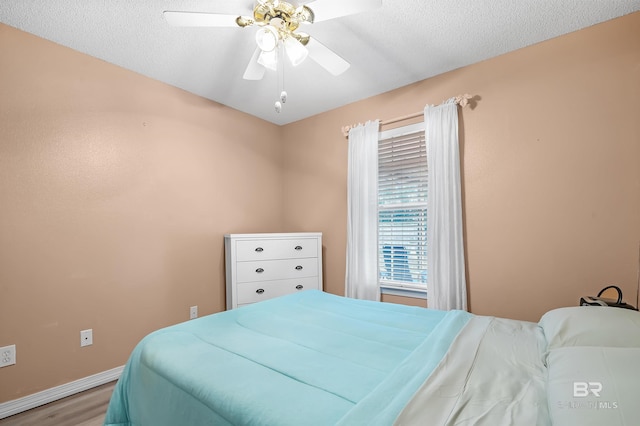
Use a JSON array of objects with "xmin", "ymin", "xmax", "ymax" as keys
[{"xmin": 341, "ymin": 94, "xmax": 474, "ymax": 137}]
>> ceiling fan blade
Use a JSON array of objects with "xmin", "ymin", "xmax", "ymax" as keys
[
  {"xmin": 243, "ymin": 48, "xmax": 266, "ymax": 80},
  {"xmin": 306, "ymin": 38, "xmax": 350, "ymax": 76},
  {"xmin": 163, "ymin": 11, "xmax": 240, "ymax": 27},
  {"xmin": 304, "ymin": 0, "xmax": 382, "ymax": 22}
]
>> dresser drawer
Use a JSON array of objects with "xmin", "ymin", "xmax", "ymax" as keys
[
  {"xmin": 236, "ymin": 257, "xmax": 318, "ymax": 283},
  {"xmin": 235, "ymin": 238, "xmax": 318, "ymax": 261},
  {"xmin": 236, "ymin": 277, "xmax": 320, "ymax": 305}
]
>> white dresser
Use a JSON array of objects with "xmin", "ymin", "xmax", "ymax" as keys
[{"xmin": 224, "ymin": 232, "xmax": 323, "ymax": 309}]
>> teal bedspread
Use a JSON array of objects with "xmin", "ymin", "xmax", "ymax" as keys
[{"xmin": 104, "ymin": 290, "xmax": 470, "ymax": 426}]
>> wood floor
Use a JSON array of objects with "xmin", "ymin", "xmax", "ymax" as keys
[{"xmin": 0, "ymin": 381, "xmax": 115, "ymax": 426}]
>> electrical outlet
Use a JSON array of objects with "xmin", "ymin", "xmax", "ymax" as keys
[
  {"xmin": 80, "ymin": 329, "xmax": 93, "ymax": 347},
  {"xmin": 0, "ymin": 345, "xmax": 16, "ymax": 367},
  {"xmin": 190, "ymin": 306, "xmax": 198, "ymax": 320}
]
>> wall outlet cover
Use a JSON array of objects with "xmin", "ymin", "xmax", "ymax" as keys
[
  {"xmin": 80, "ymin": 329, "xmax": 93, "ymax": 347},
  {"xmin": 0, "ymin": 344, "xmax": 16, "ymax": 367}
]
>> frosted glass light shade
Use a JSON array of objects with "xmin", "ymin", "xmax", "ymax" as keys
[
  {"xmin": 255, "ymin": 26, "xmax": 278, "ymax": 52},
  {"xmin": 257, "ymin": 49, "xmax": 278, "ymax": 71},
  {"xmin": 283, "ymin": 36, "xmax": 308, "ymax": 66}
]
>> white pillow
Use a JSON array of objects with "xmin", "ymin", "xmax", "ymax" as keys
[
  {"xmin": 547, "ymin": 346, "xmax": 640, "ymax": 426},
  {"xmin": 539, "ymin": 306, "xmax": 640, "ymax": 349}
]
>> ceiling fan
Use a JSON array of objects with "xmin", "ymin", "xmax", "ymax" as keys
[{"xmin": 163, "ymin": 0, "xmax": 382, "ymax": 82}]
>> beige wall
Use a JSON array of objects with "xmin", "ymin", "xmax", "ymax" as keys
[
  {"xmin": 0, "ymin": 25, "xmax": 284, "ymax": 401},
  {"xmin": 1, "ymin": 12, "xmax": 639, "ymax": 403},
  {"xmin": 283, "ymin": 12, "xmax": 640, "ymax": 318}
]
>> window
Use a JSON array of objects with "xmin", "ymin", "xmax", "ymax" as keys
[{"xmin": 378, "ymin": 122, "xmax": 428, "ymax": 296}]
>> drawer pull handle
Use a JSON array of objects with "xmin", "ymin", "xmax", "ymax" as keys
[
  {"xmin": 256, "ymin": 268, "xmax": 264, "ymax": 273},
  {"xmin": 256, "ymin": 288, "xmax": 265, "ymax": 294},
  {"xmin": 295, "ymin": 285, "xmax": 304, "ymax": 290},
  {"xmin": 295, "ymin": 265, "xmax": 303, "ymax": 270},
  {"xmin": 294, "ymin": 245, "xmax": 302, "ymax": 251},
  {"xmin": 255, "ymin": 247, "xmax": 264, "ymax": 252}
]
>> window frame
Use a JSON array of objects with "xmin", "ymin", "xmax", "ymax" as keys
[{"xmin": 377, "ymin": 121, "xmax": 428, "ymax": 300}]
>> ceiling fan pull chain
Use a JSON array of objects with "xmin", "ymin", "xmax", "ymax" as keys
[
  {"xmin": 280, "ymin": 48, "xmax": 287, "ymax": 105},
  {"xmin": 275, "ymin": 43, "xmax": 286, "ymax": 113}
]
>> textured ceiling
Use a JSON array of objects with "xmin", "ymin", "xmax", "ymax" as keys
[{"xmin": 2, "ymin": 1, "xmax": 639, "ymax": 125}]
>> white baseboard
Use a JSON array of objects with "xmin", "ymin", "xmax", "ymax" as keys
[{"xmin": 0, "ymin": 365, "xmax": 124, "ymax": 420}]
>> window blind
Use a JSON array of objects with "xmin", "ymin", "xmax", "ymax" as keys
[{"xmin": 378, "ymin": 128, "xmax": 428, "ymax": 287}]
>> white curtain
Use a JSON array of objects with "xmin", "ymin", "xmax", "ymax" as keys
[
  {"xmin": 345, "ymin": 120, "xmax": 380, "ymax": 301},
  {"xmin": 425, "ymin": 100, "xmax": 468, "ymax": 311}
]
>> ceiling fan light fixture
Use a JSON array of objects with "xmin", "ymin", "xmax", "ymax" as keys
[
  {"xmin": 255, "ymin": 25, "xmax": 279, "ymax": 52},
  {"xmin": 283, "ymin": 35, "xmax": 308, "ymax": 66}
]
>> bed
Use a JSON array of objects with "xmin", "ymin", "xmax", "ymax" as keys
[{"xmin": 104, "ymin": 290, "xmax": 640, "ymax": 425}]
